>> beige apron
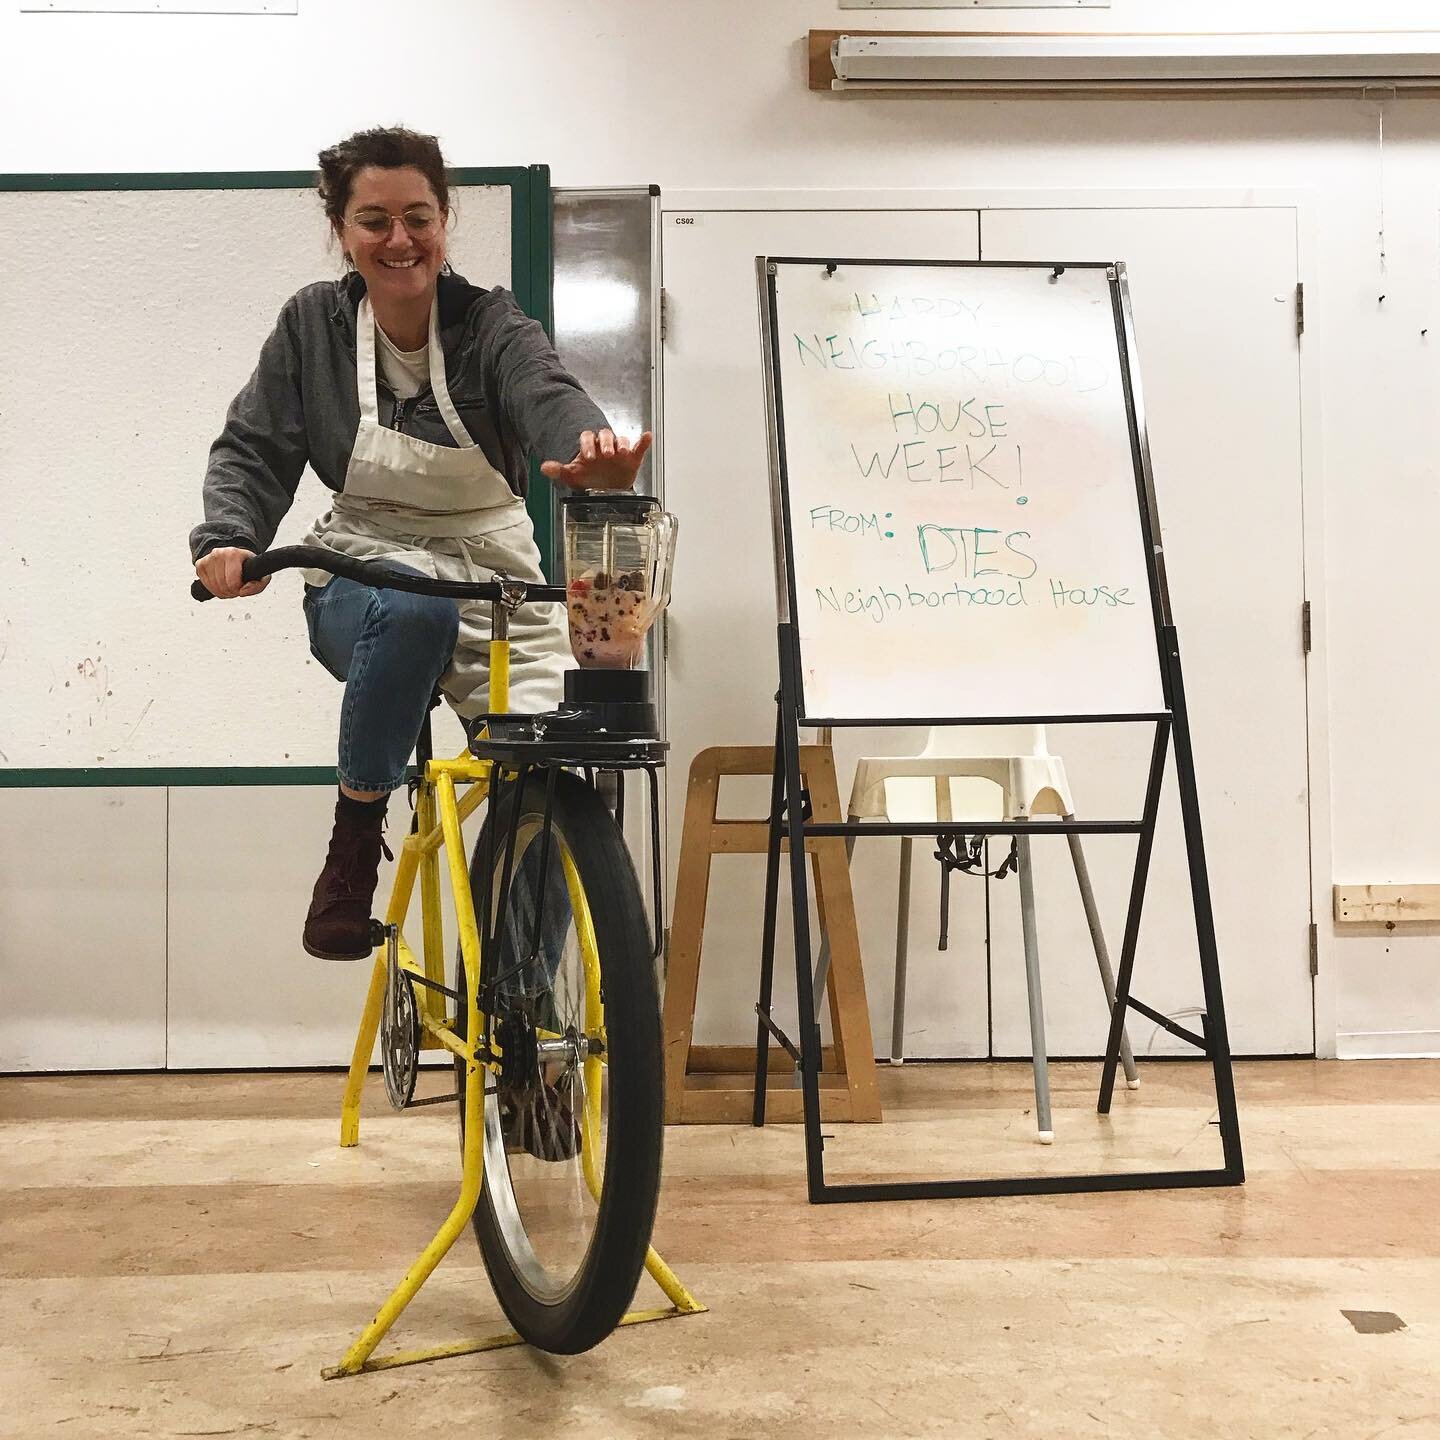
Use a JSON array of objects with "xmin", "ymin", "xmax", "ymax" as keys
[{"xmin": 301, "ymin": 294, "xmax": 569, "ymax": 718}]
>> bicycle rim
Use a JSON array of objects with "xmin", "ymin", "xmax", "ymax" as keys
[
  {"xmin": 483, "ymin": 814, "xmax": 607, "ymax": 1298},
  {"xmin": 459, "ymin": 771, "xmax": 663, "ymax": 1352}
]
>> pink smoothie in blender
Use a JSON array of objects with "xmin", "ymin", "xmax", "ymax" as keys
[
  {"xmin": 567, "ymin": 569, "xmax": 652, "ymax": 668},
  {"xmin": 563, "ymin": 492, "xmax": 675, "ymax": 674}
]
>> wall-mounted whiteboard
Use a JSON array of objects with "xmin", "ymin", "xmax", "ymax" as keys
[
  {"xmin": 0, "ymin": 177, "xmax": 514, "ymax": 772},
  {"xmin": 764, "ymin": 259, "xmax": 1166, "ymax": 722}
]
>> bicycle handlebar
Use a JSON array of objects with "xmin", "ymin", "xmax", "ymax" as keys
[{"xmin": 190, "ymin": 545, "xmax": 567, "ymax": 606}]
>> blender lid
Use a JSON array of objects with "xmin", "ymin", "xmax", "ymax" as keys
[{"xmin": 559, "ymin": 489, "xmax": 663, "ymax": 521}]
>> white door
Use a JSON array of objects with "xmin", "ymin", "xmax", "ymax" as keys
[
  {"xmin": 979, "ymin": 206, "xmax": 1312, "ymax": 1057},
  {"xmin": 660, "ymin": 199, "xmax": 1313, "ymax": 1062},
  {"xmin": 660, "ymin": 205, "xmax": 988, "ymax": 1057}
]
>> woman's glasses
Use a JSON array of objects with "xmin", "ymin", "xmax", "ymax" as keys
[{"xmin": 345, "ymin": 208, "xmax": 441, "ymax": 238}]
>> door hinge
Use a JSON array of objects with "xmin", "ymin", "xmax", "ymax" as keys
[
  {"xmin": 1296, "ymin": 281, "xmax": 1305, "ymax": 338},
  {"xmin": 1309, "ymin": 921, "xmax": 1319, "ymax": 977},
  {"xmin": 659, "ymin": 287, "xmax": 669, "ymax": 343},
  {"xmin": 1302, "ymin": 599, "xmax": 1312, "ymax": 655}
]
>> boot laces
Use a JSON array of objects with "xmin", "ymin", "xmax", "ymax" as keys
[{"xmin": 320, "ymin": 818, "xmax": 392, "ymax": 900}]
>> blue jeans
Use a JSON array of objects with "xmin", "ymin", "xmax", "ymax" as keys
[{"xmin": 303, "ymin": 574, "xmax": 460, "ymax": 793}]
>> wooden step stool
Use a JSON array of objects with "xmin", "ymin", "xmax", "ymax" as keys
[{"xmin": 662, "ymin": 744, "xmax": 882, "ymax": 1124}]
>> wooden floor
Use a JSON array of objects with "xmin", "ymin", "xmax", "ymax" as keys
[{"xmin": 3, "ymin": 1059, "xmax": 1437, "ymax": 1438}]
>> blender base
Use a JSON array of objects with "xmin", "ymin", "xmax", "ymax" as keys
[{"xmin": 468, "ymin": 668, "xmax": 665, "ymax": 764}]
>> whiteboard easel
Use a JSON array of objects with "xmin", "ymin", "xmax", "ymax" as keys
[{"xmin": 752, "ymin": 255, "xmax": 1243, "ymax": 1203}]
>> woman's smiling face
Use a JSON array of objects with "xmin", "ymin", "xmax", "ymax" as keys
[{"xmin": 337, "ymin": 165, "xmax": 447, "ymax": 305}]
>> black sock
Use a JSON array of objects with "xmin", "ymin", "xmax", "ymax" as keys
[{"xmin": 336, "ymin": 787, "xmax": 389, "ymax": 820}]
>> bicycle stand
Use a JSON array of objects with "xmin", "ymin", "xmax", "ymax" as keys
[{"xmin": 325, "ymin": 877, "xmax": 706, "ymax": 1377}]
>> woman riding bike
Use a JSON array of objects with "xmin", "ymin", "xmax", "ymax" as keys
[{"xmin": 190, "ymin": 125, "xmax": 650, "ymax": 962}]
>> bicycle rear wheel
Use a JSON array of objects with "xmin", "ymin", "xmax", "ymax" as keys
[{"xmin": 455, "ymin": 768, "xmax": 663, "ymax": 1354}]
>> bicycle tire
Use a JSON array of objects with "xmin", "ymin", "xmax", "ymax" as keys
[{"xmin": 454, "ymin": 769, "xmax": 664, "ymax": 1354}]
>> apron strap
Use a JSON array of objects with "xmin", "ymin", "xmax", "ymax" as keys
[
  {"xmin": 426, "ymin": 298, "xmax": 476, "ymax": 449},
  {"xmin": 355, "ymin": 296, "xmax": 381, "ymax": 425}
]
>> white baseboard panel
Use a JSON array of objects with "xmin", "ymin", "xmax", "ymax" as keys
[{"xmin": 1336, "ymin": 1029, "xmax": 1440, "ymax": 1060}]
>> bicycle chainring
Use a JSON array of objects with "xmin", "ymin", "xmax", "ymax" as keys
[{"xmin": 382, "ymin": 964, "xmax": 421, "ymax": 1111}]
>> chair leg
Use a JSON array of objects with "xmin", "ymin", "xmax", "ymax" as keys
[
  {"xmin": 1015, "ymin": 830, "xmax": 1054, "ymax": 1143},
  {"xmin": 891, "ymin": 836, "xmax": 913, "ymax": 1065},
  {"xmin": 1065, "ymin": 823, "xmax": 1140, "ymax": 1089}
]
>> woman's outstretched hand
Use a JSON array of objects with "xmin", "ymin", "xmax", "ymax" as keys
[
  {"xmin": 541, "ymin": 429, "xmax": 653, "ymax": 491},
  {"xmin": 195, "ymin": 546, "xmax": 271, "ymax": 600}
]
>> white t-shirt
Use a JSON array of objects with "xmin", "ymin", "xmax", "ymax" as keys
[{"xmin": 376, "ymin": 324, "xmax": 430, "ymax": 401}]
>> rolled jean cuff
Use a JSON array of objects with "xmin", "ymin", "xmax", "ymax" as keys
[{"xmin": 336, "ymin": 766, "xmax": 410, "ymax": 795}]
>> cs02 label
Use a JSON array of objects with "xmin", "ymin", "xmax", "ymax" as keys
[{"xmin": 669, "ymin": 214, "xmax": 704, "ymax": 228}]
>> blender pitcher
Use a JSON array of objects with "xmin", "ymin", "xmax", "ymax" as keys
[{"xmin": 557, "ymin": 491, "xmax": 677, "ymax": 737}]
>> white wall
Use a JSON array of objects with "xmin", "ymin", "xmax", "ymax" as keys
[{"xmin": 4, "ymin": 0, "xmax": 1439, "ymax": 1052}]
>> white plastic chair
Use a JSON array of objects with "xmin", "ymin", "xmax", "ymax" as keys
[{"xmin": 835, "ymin": 725, "xmax": 1139, "ymax": 1143}]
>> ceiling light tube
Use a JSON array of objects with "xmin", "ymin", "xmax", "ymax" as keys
[{"xmin": 830, "ymin": 32, "xmax": 1440, "ymax": 92}]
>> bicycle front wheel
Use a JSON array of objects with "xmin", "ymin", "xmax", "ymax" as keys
[{"xmin": 456, "ymin": 768, "xmax": 663, "ymax": 1354}]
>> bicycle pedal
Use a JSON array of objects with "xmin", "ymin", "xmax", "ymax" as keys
[{"xmin": 369, "ymin": 919, "xmax": 389, "ymax": 947}]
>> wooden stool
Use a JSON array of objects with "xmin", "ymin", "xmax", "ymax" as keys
[{"xmin": 662, "ymin": 744, "xmax": 882, "ymax": 1124}]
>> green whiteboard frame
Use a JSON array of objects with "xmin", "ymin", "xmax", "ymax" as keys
[{"xmin": 0, "ymin": 164, "xmax": 556, "ymax": 788}]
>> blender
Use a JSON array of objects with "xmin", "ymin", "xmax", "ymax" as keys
[{"xmin": 554, "ymin": 490, "xmax": 676, "ymax": 738}]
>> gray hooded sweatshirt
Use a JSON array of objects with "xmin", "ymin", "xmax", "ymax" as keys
[{"xmin": 190, "ymin": 268, "xmax": 608, "ymax": 562}]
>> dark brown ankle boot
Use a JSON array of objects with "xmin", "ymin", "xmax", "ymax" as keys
[{"xmin": 303, "ymin": 792, "xmax": 392, "ymax": 961}]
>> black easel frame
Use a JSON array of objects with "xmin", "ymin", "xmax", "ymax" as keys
[{"xmin": 752, "ymin": 256, "xmax": 1244, "ymax": 1203}]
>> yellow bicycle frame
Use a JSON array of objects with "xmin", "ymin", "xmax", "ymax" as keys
[{"xmin": 325, "ymin": 625, "xmax": 703, "ymax": 1378}]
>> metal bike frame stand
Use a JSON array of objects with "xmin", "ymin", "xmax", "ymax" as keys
[
  {"xmin": 751, "ymin": 255, "xmax": 1244, "ymax": 1204},
  {"xmin": 327, "ymin": 650, "xmax": 705, "ymax": 1374}
]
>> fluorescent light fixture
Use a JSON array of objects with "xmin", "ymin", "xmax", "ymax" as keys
[{"xmin": 829, "ymin": 31, "xmax": 1440, "ymax": 92}]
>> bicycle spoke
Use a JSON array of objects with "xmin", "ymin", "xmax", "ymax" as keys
[{"xmin": 480, "ymin": 818, "xmax": 610, "ymax": 1301}]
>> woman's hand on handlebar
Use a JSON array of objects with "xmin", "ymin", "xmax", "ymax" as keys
[
  {"xmin": 541, "ymin": 428, "xmax": 653, "ymax": 492},
  {"xmin": 195, "ymin": 546, "xmax": 271, "ymax": 600}
]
